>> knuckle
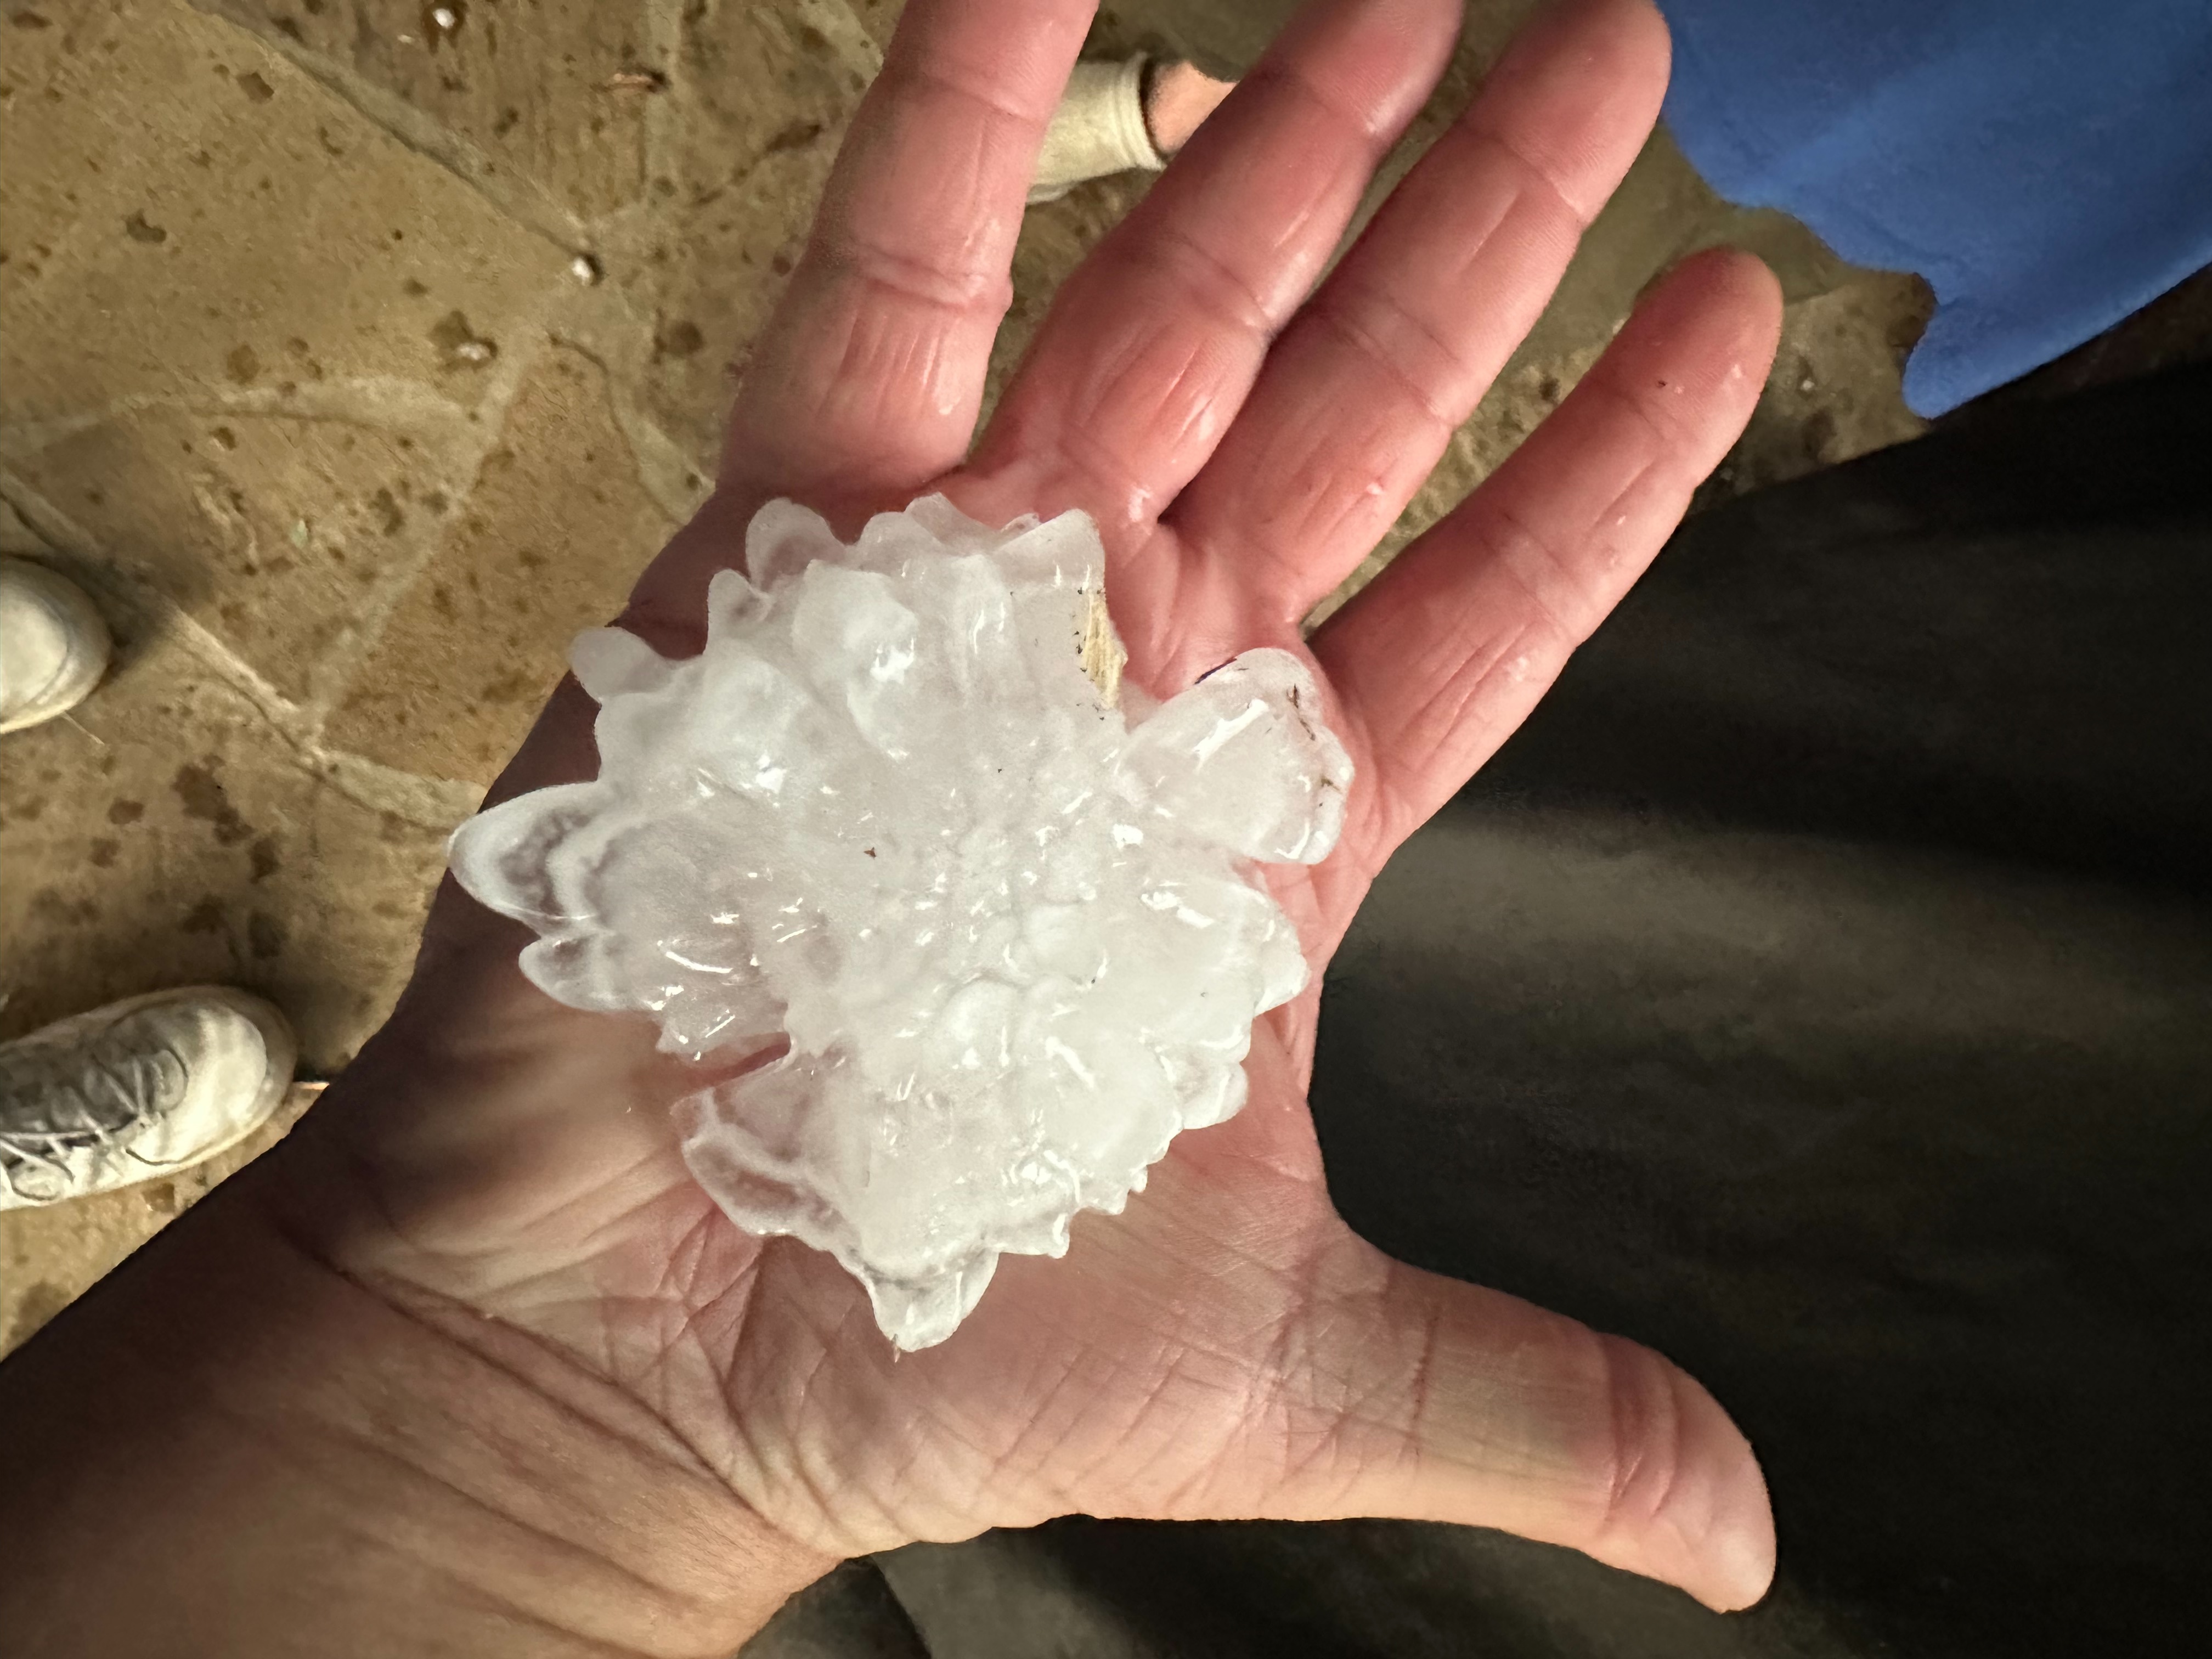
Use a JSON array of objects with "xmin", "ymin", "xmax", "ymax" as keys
[{"xmin": 1590, "ymin": 1331, "xmax": 1691, "ymax": 1538}]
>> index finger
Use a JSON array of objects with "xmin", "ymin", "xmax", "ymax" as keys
[{"xmin": 722, "ymin": 0, "xmax": 1097, "ymax": 508}]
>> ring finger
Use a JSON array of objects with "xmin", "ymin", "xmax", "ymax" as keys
[{"xmin": 1171, "ymin": 0, "xmax": 1678, "ymax": 626}]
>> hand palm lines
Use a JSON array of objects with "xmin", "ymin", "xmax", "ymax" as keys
[{"xmin": 348, "ymin": 0, "xmax": 1781, "ymax": 1612}]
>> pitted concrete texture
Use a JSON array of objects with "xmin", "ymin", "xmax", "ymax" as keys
[
  {"xmin": 1, "ymin": 1, "xmax": 1926, "ymax": 1377},
  {"xmin": 321, "ymin": 341, "xmax": 682, "ymax": 782}
]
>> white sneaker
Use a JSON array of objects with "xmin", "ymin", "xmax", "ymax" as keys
[
  {"xmin": 0, "ymin": 988, "xmax": 298, "ymax": 1209},
  {"xmin": 1030, "ymin": 54, "xmax": 1165, "ymax": 204},
  {"xmin": 0, "ymin": 557, "xmax": 111, "ymax": 734}
]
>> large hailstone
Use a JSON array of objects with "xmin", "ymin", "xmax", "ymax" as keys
[{"xmin": 448, "ymin": 495, "xmax": 1352, "ymax": 1350}]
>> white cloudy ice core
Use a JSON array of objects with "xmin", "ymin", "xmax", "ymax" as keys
[{"xmin": 448, "ymin": 495, "xmax": 1351, "ymax": 1349}]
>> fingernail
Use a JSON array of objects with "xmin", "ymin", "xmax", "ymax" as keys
[{"xmin": 1701, "ymin": 1454, "xmax": 1778, "ymax": 1611}]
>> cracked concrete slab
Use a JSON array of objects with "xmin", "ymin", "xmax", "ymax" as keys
[
  {"xmin": 197, "ymin": 0, "xmax": 660, "ymax": 233},
  {"xmin": 0, "ymin": 0, "xmax": 571, "ymax": 432}
]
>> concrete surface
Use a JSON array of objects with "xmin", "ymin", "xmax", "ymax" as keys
[{"xmin": 1, "ymin": 0, "xmax": 1936, "ymax": 1406}]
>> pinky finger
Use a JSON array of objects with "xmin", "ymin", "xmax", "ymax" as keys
[{"xmin": 1313, "ymin": 249, "xmax": 1780, "ymax": 860}]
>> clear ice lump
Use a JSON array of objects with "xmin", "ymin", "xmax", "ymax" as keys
[{"xmin": 448, "ymin": 495, "xmax": 1353, "ymax": 1350}]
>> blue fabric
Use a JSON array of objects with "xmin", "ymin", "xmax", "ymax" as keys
[{"xmin": 1656, "ymin": 1, "xmax": 2212, "ymax": 415}]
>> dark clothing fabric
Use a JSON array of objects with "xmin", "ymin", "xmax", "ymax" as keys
[{"xmin": 746, "ymin": 368, "xmax": 2212, "ymax": 1657}]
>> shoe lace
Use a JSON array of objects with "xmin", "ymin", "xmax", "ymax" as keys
[{"xmin": 0, "ymin": 1031, "xmax": 185, "ymax": 1198}]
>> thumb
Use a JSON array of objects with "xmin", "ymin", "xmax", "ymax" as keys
[{"xmin": 1246, "ymin": 1236, "xmax": 1775, "ymax": 1611}]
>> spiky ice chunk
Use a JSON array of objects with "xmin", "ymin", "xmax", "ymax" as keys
[{"xmin": 448, "ymin": 495, "xmax": 1351, "ymax": 1350}]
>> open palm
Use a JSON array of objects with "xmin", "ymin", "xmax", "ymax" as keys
[{"xmin": 290, "ymin": 0, "xmax": 1782, "ymax": 1616}]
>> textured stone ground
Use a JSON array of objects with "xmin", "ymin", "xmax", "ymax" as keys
[{"xmin": 0, "ymin": 0, "xmax": 1929, "ymax": 1373}]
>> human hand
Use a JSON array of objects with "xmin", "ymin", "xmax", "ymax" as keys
[{"xmin": 292, "ymin": 0, "xmax": 1783, "ymax": 1627}]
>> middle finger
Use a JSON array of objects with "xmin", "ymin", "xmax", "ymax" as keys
[{"xmin": 971, "ymin": 0, "xmax": 1461, "ymax": 534}]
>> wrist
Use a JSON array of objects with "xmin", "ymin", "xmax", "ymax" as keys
[{"xmin": 0, "ymin": 1153, "xmax": 833, "ymax": 1655}]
